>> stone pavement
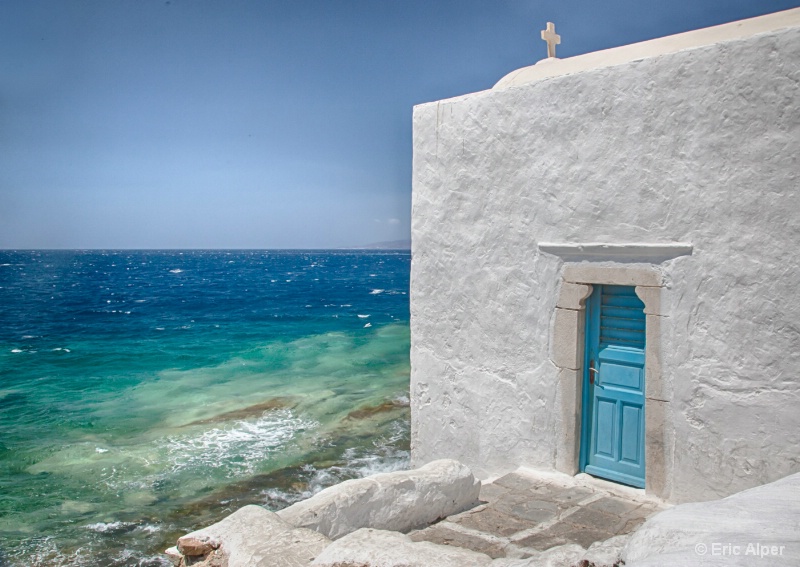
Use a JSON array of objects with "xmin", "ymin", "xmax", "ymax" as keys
[{"xmin": 409, "ymin": 469, "xmax": 668, "ymax": 561}]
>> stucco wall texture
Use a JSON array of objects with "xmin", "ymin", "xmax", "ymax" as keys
[{"xmin": 410, "ymin": 26, "xmax": 800, "ymax": 504}]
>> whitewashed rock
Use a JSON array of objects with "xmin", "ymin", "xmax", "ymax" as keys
[
  {"xmin": 538, "ymin": 543, "xmax": 587, "ymax": 567},
  {"xmin": 622, "ymin": 472, "xmax": 800, "ymax": 566},
  {"xmin": 279, "ymin": 459, "xmax": 480, "ymax": 539},
  {"xmin": 164, "ymin": 546, "xmax": 182, "ymax": 567},
  {"xmin": 581, "ymin": 534, "xmax": 630, "ymax": 566},
  {"xmin": 311, "ymin": 528, "xmax": 493, "ymax": 567},
  {"xmin": 167, "ymin": 504, "xmax": 330, "ymax": 567},
  {"xmin": 489, "ymin": 559, "xmax": 531, "ymax": 566}
]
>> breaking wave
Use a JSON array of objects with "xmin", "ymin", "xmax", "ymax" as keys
[
  {"xmin": 161, "ymin": 409, "xmax": 318, "ymax": 479},
  {"xmin": 261, "ymin": 418, "xmax": 410, "ymax": 509}
]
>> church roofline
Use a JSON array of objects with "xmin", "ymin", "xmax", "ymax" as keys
[{"xmin": 494, "ymin": 8, "xmax": 800, "ymax": 90}]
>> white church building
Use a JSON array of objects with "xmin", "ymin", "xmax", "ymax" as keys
[{"xmin": 410, "ymin": 8, "xmax": 800, "ymax": 504}]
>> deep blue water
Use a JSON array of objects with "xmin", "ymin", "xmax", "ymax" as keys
[{"xmin": 0, "ymin": 250, "xmax": 410, "ymax": 566}]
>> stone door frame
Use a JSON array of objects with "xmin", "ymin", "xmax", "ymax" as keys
[{"xmin": 551, "ymin": 264, "xmax": 671, "ymax": 499}]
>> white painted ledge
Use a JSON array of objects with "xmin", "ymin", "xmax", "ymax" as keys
[{"xmin": 538, "ymin": 243, "xmax": 693, "ymax": 262}]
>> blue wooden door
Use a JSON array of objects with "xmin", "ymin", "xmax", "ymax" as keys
[{"xmin": 580, "ymin": 285, "xmax": 646, "ymax": 488}]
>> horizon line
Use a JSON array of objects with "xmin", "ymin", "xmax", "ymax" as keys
[{"xmin": 0, "ymin": 247, "xmax": 411, "ymax": 252}]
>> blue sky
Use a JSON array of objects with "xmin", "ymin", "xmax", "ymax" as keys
[{"xmin": 1, "ymin": 0, "xmax": 797, "ymax": 249}]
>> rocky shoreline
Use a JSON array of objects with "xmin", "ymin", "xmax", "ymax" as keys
[{"xmin": 164, "ymin": 460, "xmax": 800, "ymax": 566}]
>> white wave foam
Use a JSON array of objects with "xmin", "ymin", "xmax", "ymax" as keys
[
  {"xmin": 262, "ymin": 419, "xmax": 410, "ymax": 510},
  {"xmin": 162, "ymin": 409, "xmax": 317, "ymax": 478},
  {"xmin": 53, "ymin": 347, "xmax": 71, "ymax": 353},
  {"xmin": 139, "ymin": 524, "xmax": 162, "ymax": 534},
  {"xmin": 95, "ymin": 447, "xmax": 109, "ymax": 453},
  {"xmin": 6, "ymin": 535, "xmax": 94, "ymax": 567},
  {"xmin": 364, "ymin": 323, "xmax": 372, "ymax": 328},
  {"xmin": 110, "ymin": 547, "xmax": 172, "ymax": 566},
  {"xmin": 11, "ymin": 348, "xmax": 22, "ymax": 353},
  {"xmin": 369, "ymin": 289, "xmax": 385, "ymax": 295},
  {"xmin": 84, "ymin": 521, "xmax": 136, "ymax": 533},
  {"xmin": 357, "ymin": 314, "xmax": 370, "ymax": 318},
  {"xmin": 392, "ymin": 394, "xmax": 410, "ymax": 406},
  {"xmin": 338, "ymin": 419, "xmax": 410, "ymax": 480},
  {"xmin": 169, "ymin": 269, "xmax": 183, "ymax": 274}
]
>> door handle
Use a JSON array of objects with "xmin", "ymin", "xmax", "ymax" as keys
[{"xmin": 589, "ymin": 360, "xmax": 601, "ymax": 387}]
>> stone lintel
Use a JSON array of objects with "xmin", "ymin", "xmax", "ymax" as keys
[
  {"xmin": 563, "ymin": 265, "xmax": 663, "ymax": 288},
  {"xmin": 539, "ymin": 243, "xmax": 692, "ymax": 263}
]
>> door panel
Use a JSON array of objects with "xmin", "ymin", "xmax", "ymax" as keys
[
  {"xmin": 594, "ymin": 398, "xmax": 616, "ymax": 457},
  {"xmin": 620, "ymin": 404, "xmax": 642, "ymax": 464},
  {"xmin": 598, "ymin": 360, "xmax": 641, "ymax": 390},
  {"xmin": 581, "ymin": 285, "xmax": 646, "ymax": 488}
]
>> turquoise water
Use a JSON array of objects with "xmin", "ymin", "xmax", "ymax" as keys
[{"xmin": 0, "ymin": 250, "xmax": 410, "ymax": 566}]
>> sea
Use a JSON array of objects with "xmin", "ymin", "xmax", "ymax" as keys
[{"xmin": 0, "ymin": 250, "xmax": 411, "ymax": 566}]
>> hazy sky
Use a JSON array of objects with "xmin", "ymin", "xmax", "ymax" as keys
[{"xmin": 2, "ymin": 0, "xmax": 797, "ymax": 249}]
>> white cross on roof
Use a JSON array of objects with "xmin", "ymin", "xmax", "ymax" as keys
[{"xmin": 541, "ymin": 22, "xmax": 561, "ymax": 59}]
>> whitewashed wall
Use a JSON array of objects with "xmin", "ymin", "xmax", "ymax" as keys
[{"xmin": 410, "ymin": 26, "xmax": 800, "ymax": 503}]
